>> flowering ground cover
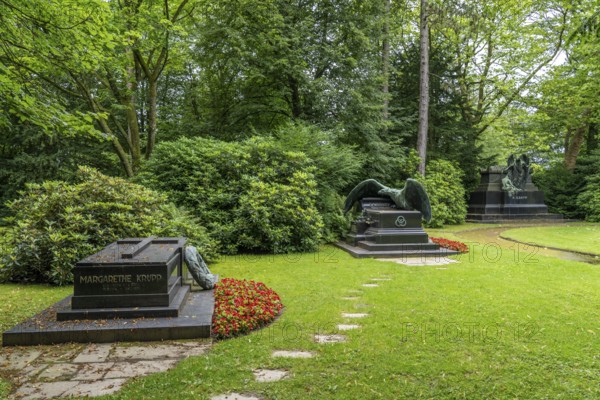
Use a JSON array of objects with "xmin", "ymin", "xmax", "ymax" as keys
[
  {"xmin": 430, "ymin": 236, "xmax": 469, "ymax": 253},
  {"xmin": 212, "ymin": 278, "xmax": 284, "ymax": 339}
]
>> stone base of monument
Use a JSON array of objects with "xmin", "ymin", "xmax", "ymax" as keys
[
  {"xmin": 336, "ymin": 198, "xmax": 458, "ymax": 259},
  {"xmin": 466, "ymin": 167, "xmax": 563, "ymax": 223},
  {"xmin": 2, "ymin": 237, "xmax": 215, "ymax": 346},
  {"xmin": 2, "ymin": 287, "xmax": 213, "ymax": 346}
]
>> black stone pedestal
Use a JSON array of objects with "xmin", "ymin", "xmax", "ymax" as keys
[
  {"xmin": 467, "ymin": 167, "xmax": 563, "ymax": 223},
  {"xmin": 3, "ymin": 237, "xmax": 215, "ymax": 346},
  {"xmin": 336, "ymin": 198, "xmax": 457, "ymax": 259}
]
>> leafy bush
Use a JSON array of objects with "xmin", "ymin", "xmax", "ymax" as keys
[
  {"xmin": 532, "ymin": 163, "xmax": 584, "ymax": 219},
  {"xmin": 137, "ymin": 136, "xmax": 324, "ymax": 254},
  {"xmin": 577, "ymin": 174, "xmax": 600, "ymax": 222},
  {"xmin": 419, "ymin": 160, "xmax": 467, "ymax": 228},
  {"xmin": 0, "ymin": 166, "xmax": 217, "ymax": 285},
  {"xmin": 271, "ymin": 124, "xmax": 363, "ymax": 240}
]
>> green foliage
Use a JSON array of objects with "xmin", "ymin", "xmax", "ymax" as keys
[
  {"xmin": 0, "ymin": 167, "xmax": 216, "ymax": 285},
  {"xmin": 577, "ymin": 174, "xmax": 600, "ymax": 222},
  {"xmin": 137, "ymin": 136, "xmax": 324, "ymax": 254},
  {"xmin": 271, "ymin": 124, "xmax": 363, "ymax": 240},
  {"xmin": 419, "ymin": 160, "xmax": 467, "ymax": 228},
  {"xmin": 532, "ymin": 163, "xmax": 584, "ymax": 219}
]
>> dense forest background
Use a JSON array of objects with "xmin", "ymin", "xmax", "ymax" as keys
[{"xmin": 1, "ymin": 0, "xmax": 600, "ymax": 232}]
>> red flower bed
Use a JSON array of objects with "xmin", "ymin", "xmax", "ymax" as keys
[
  {"xmin": 212, "ymin": 278, "xmax": 284, "ymax": 339},
  {"xmin": 431, "ymin": 237, "xmax": 469, "ymax": 253}
]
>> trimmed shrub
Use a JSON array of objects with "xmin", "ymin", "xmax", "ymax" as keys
[
  {"xmin": 577, "ymin": 174, "xmax": 600, "ymax": 222},
  {"xmin": 419, "ymin": 160, "xmax": 467, "ymax": 228},
  {"xmin": 532, "ymin": 163, "xmax": 584, "ymax": 219},
  {"xmin": 137, "ymin": 136, "xmax": 324, "ymax": 254},
  {"xmin": 0, "ymin": 166, "xmax": 216, "ymax": 285}
]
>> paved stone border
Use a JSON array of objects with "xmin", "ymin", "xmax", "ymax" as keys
[{"xmin": 1, "ymin": 340, "xmax": 211, "ymax": 399}]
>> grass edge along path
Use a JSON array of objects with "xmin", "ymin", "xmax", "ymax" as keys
[{"xmin": 501, "ymin": 223, "xmax": 600, "ymax": 256}]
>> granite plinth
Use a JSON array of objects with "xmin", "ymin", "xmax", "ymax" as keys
[
  {"xmin": 339, "ymin": 202, "xmax": 457, "ymax": 259},
  {"xmin": 3, "ymin": 285, "xmax": 213, "ymax": 346},
  {"xmin": 467, "ymin": 168, "xmax": 562, "ymax": 222}
]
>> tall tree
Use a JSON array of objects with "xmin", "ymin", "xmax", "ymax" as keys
[{"xmin": 416, "ymin": 0, "xmax": 429, "ymax": 176}]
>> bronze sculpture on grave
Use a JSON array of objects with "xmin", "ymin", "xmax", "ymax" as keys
[
  {"xmin": 502, "ymin": 154, "xmax": 531, "ymax": 198},
  {"xmin": 343, "ymin": 178, "xmax": 432, "ymax": 222}
]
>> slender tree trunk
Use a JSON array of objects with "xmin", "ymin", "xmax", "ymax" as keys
[
  {"xmin": 288, "ymin": 75, "xmax": 302, "ymax": 118},
  {"xmin": 146, "ymin": 79, "xmax": 158, "ymax": 159},
  {"xmin": 417, "ymin": 0, "xmax": 429, "ymax": 176},
  {"xmin": 564, "ymin": 125, "xmax": 587, "ymax": 171},
  {"xmin": 382, "ymin": 0, "xmax": 391, "ymax": 122}
]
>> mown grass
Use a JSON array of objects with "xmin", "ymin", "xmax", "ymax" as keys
[
  {"xmin": 501, "ymin": 223, "xmax": 600, "ymax": 255},
  {"xmin": 2, "ymin": 224, "xmax": 600, "ymax": 399}
]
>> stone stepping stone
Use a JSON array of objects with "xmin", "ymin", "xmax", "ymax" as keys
[
  {"xmin": 271, "ymin": 350, "xmax": 314, "ymax": 359},
  {"xmin": 14, "ymin": 381, "xmax": 80, "ymax": 400},
  {"xmin": 371, "ymin": 278, "xmax": 391, "ymax": 281},
  {"xmin": 38, "ymin": 363, "xmax": 79, "ymax": 381},
  {"xmin": 314, "ymin": 334, "xmax": 347, "ymax": 343},
  {"xmin": 337, "ymin": 324, "xmax": 361, "ymax": 331},
  {"xmin": 354, "ymin": 304, "xmax": 370, "ymax": 309},
  {"xmin": 109, "ymin": 343, "xmax": 209, "ymax": 361},
  {"xmin": 104, "ymin": 360, "xmax": 179, "ymax": 379},
  {"xmin": 362, "ymin": 283, "xmax": 379, "ymax": 287},
  {"xmin": 0, "ymin": 349, "xmax": 42, "ymax": 370},
  {"xmin": 212, "ymin": 393, "xmax": 262, "ymax": 400},
  {"xmin": 378, "ymin": 257, "xmax": 458, "ymax": 266},
  {"xmin": 63, "ymin": 379, "xmax": 128, "ymax": 398},
  {"xmin": 342, "ymin": 313, "xmax": 368, "ymax": 318},
  {"xmin": 341, "ymin": 296, "xmax": 360, "ymax": 300},
  {"xmin": 73, "ymin": 343, "xmax": 112, "ymax": 363},
  {"xmin": 253, "ymin": 369, "xmax": 289, "ymax": 382},
  {"xmin": 347, "ymin": 289, "xmax": 363, "ymax": 294}
]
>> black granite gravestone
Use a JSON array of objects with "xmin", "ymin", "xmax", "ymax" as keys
[
  {"xmin": 3, "ymin": 237, "xmax": 214, "ymax": 345},
  {"xmin": 467, "ymin": 167, "xmax": 563, "ymax": 222},
  {"xmin": 336, "ymin": 198, "xmax": 456, "ymax": 258}
]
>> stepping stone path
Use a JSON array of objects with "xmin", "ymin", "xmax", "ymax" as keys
[
  {"xmin": 271, "ymin": 350, "xmax": 314, "ymax": 359},
  {"xmin": 337, "ymin": 324, "xmax": 361, "ymax": 331},
  {"xmin": 314, "ymin": 334, "xmax": 347, "ymax": 344},
  {"xmin": 253, "ymin": 369, "xmax": 289, "ymax": 382},
  {"xmin": 342, "ymin": 313, "xmax": 369, "ymax": 318},
  {"xmin": 212, "ymin": 393, "xmax": 262, "ymax": 400},
  {"xmin": 1, "ymin": 341, "xmax": 211, "ymax": 399},
  {"xmin": 378, "ymin": 257, "xmax": 458, "ymax": 266}
]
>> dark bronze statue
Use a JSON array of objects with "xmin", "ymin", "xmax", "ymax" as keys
[
  {"xmin": 502, "ymin": 154, "xmax": 531, "ymax": 198},
  {"xmin": 343, "ymin": 178, "xmax": 432, "ymax": 222}
]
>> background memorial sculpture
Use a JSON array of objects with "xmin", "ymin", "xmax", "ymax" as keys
[
  {"xmin": 184, "ymin": 246, "xmax": 217, "ymax": 290},
  {"xmin": 343, "ymin": 178, "xmax": 432, "ymax": 222},
  {"xmin": 502, "ymin": 154, "xmax": 531, "ymax": 198}
]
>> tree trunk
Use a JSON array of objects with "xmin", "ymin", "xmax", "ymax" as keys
[
  {"xmin": 564, "ymin": 125, "xmax": 587, "ymax": 171},
  {"xmin": 288, "ymin": 75, "xmax": 302, "ymax": 119},
  {"xmin": 146, "ymin": 79, "xmax": 158, "ymax": 159},
  {"xmin": 587, "ymin": 123, "xmax": 598, "ymax": 154},
  {"xmin": 382, "ymin": 0, "xmax": 391, "ymax": 122},
  {"xmin": 417, "ymin": 0, "xmax": 429, "ymax": 176}
]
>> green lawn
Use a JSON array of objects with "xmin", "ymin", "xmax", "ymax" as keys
[
  {"xmin": 501, "ymin": 223, "xmax": 600, "ymax": 256},
  {"xmin": 2, "ymin": 224, "xmax": 600, "ymax": 399}
]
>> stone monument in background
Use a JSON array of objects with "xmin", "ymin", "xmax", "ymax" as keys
[{"xmin": 467, "ymin": 154, "xmax": 562, "ymax": 222}]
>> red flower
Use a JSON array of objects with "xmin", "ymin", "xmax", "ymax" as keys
[
  {"xmin": 430, "ymin": 237, "xmax": 469, "ymax": 253},
  {"xmin": 212, "ymin": 278, "xmax": 283, "ymax": 339}
]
